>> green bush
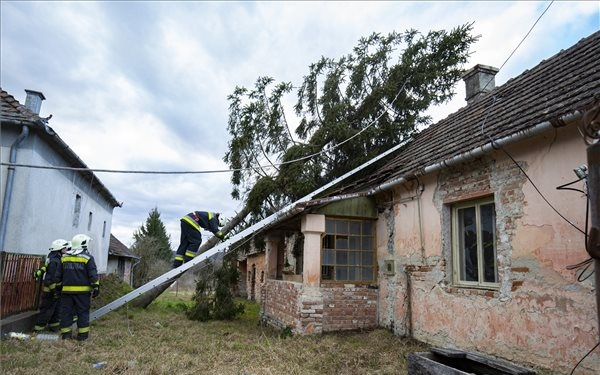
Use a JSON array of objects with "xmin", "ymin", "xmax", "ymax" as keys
[
  {"xmin": 186, "ymin": 260, "xmax": 244, "ymax": 321},
  {"xmin": 91, "ymin": 273, "xmax": 133, "ymax": 310}
]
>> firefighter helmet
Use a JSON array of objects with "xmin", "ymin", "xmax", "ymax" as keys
[
  {"xmin": 49, "ymin": 239, "xmax": 69, "ymax": 252},
  {"xmin": 218, "ymin": 214, "xmax": 227, "ymax": 227},
  {"xmin": 70, "ymin": 234, "xmax": 91, "ymax": 254}
]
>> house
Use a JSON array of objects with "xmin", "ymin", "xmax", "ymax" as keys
[
  {"xmin": 107, "ymin": 234, "xmax": 139, "ymax": 286},
  {"xmin": 0, "ymin": 88, "xmax": 121, "ymax": 274},
  {"xmin": 239, "ymin": 31, "xmax": 600, "ymax": 373}
]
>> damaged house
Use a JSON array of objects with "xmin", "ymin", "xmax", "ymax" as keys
[{"xmin": 237, "ymin": 30, "xmax": 600, "ymax": 373}]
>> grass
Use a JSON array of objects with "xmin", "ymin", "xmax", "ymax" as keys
[{"xmin": 1, "ymin": 291, "xmax": 429, "ymax": 375}]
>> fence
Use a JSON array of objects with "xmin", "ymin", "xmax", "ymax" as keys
[{"xmin": 0, "ymin": 252, "xmax": 43, "ymax": 318}]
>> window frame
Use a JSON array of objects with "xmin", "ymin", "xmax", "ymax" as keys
[
  {"xmin": 321, "ymin": 216, "xmax": 377, "ymax": 284},
  {"xmin": 451, "ymin": 196, "xmax": 499, "ymax": 289}
]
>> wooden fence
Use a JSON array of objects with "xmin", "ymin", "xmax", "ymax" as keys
[{"xmin": 0, "ymin": 252, "xmax": 43, "ymax": 318}]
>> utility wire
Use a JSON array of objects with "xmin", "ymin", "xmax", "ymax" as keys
[{"xmin": 1, "ymin": 75, "xmax": 411, "ymax": 176}]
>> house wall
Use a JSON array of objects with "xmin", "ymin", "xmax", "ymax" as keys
[
  {"xmin": 260, "ymin": 214, "xmax": 379, "ymax": 335},
  {"xmin": 0, "ymin": 128, "xmax": 114, "ymax": 273},
  {"xmin": 107, "ymin": 257, "xmax": 134, "ymax": 286},
  {"xmin": 245, "ymin": 252, "xmax": 266, "ymax": 302},
  {"xmin": 378, "ymin": 125, "xmax": 598, "ymax": 373}
]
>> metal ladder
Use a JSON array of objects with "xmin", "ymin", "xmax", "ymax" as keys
[{"xmin": 90, "ymin": 139, "xmax": 409, "ymax": 321}]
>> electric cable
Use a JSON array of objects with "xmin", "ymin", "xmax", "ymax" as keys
[{"xmin": 569, "ymin": 340, "xmax": 599, "ymax": 375}]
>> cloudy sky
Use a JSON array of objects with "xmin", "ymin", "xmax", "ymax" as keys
[{"xmin": 1, "ymin": 1, "xmax": 598, "ymax": 247}]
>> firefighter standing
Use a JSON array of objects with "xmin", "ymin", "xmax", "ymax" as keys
[
  {"xmin": 32, "ymin": 239, "xmax": 70, "ymax": 333},
  {"xmin": 173, "ymin": 211, "xmax": 227, "ymax": 268},
  {"xmin": 56, "ymin": 234, "xmax": 99, "ymax": 341}
]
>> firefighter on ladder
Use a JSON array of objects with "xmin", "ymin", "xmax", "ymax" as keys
[
  {"xmin": 32, "ymin": 239, "xmax": 70, "ymax": 333},
  {"xmin": 56, "ymin": 234, "xmax": 99, "ymax": 341},
  {"xmin": 173, "ymin": 211, "xmax": 227, "ymax": 268}
]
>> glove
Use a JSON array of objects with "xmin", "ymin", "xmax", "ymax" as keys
[
  {"xmin": 33, "ymin": 268, "xmax": 44, "ymax": 279},
  {"xmin": 91, "ymin": 285, "xmax": 100, "ymax": 298}
]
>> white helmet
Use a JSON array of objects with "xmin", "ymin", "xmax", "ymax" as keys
[
  {"xmin": 218, "ymin": 214, "xmax": 227, "ymax": 227},
  {"xmin": 70, "ymin": 234, "xmax": 91, "ymax": 254},
  {"xmin": 49, "ymin": 239, "xmax": 69, "ymax": 252}
]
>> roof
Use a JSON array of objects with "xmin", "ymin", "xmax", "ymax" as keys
[
  {"xmin": 109, "ymin": 234, "xmax": 138, "ymax": 259},
  {"xmin": 0, "ymin": 89, "xmax": 121, "ymax": 207},
  {"xmin": 328, "ymin": 30, "xmax": 600, "ymax": 196}
]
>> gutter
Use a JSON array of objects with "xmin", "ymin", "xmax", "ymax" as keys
[
  {"xmin": 299, "ymin": 111, "xmax": 583, "ymax": 207},
  {"xmin": 0, "ymin": 125, "xmax": 30, "ymax": 249}
]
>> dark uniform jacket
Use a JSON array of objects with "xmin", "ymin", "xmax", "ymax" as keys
[
  {"xmin": 41, "ymin": 251, "xmax": 62, "ymax": 293},
  {"xmin": 182, "ymin": 211, "xmax": 224, "ymax": 239},
  {"xmin": 57, "ymin": 251, "xmax": 99, "ymax": 294}
]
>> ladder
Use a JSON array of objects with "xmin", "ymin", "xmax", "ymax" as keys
[{"xmin": 89, "ymin": 139, "xmax": 409, "ymax": 321}]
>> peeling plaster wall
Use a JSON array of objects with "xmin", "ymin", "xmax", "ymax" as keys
[
  {"xmin": 245, "ymin": 252, "xmax": 266, "ymax": 303},
  {"xmin": 378, "ymin": 126, "xmax": 598, "ymax": 374}
]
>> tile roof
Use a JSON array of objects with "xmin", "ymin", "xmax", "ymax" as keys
[
  {"xmin": 109, "ymin": 234, "xmax": 138, "ymax": 258},
  {"xmin": 0, "ymin": 89, "xmax": 121, "ymax": 207},
  {"xmin": 327, "ymin": 30, "xmax": 600, "ymax": 196}
]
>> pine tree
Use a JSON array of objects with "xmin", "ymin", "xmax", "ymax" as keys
[{"xmin": 133, "ymin": 207, "xmax": 172, "ymax": 262}]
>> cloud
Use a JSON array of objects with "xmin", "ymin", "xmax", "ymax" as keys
[{"xmin": 2, "ymin": 1, "xmax": 598, "ymax": 247}]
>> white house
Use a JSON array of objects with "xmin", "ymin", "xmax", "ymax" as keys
[{"xmin": 0, "ymin": 88, "xmax": 121, "ymax": 273}]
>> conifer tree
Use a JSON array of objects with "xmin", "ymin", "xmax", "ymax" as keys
[{"xmin": 133, "ymin": 207, "xmax": 172, "ymax": 262}]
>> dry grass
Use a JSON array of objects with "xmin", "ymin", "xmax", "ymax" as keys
[{"xmin": 1, "ymin": 291, "xmax": 428, "ymax": 375}]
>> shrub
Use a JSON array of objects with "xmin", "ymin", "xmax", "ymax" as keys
[
  {"xmin": 186, "ymin": 260, "xmax": 244, "ymax": 321},
  {"xmin": 91, "ymin": 273, "xmax": 133, "ymax": 310}
]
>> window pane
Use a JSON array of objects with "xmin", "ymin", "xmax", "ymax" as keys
[
  {"xmin": 362, "ymin": 236, "xmax": 373, "ymax": 250},
  {"xmin": 322, "ymin": 249, "xmax": 334, "ymax": 265},
  {"xmin": 458, "ymin": 207, "xmax": 478, "ymax": 282},
  {"xmin": 349, "ymin": 236, "xmax": 360, "ymax": 249},
  {"xmin": 348, "ymin": 267, "xmax": 359, "ymax": 281},
  {"xmin": 362, "ymin": 221, "xmax": 373, "ymax": 235},
  {"xmin": 348, "ymin": 251, "xmax": 359, "ymax": 265},
  {"xmin": 362, "ymin": 267, "xmax": 373, "ymax": 281},
  {"xmin": 326, "ymin": 219, "xmax": 335, "ymax": 233},
  {"xmin": 336, "ymin": 220, "xmax": 348, "ymax": 234},
  {"xmin": 322, "ymin": 265, "xmax": 334, "ymax": 280},
  {"xmin": 323, "ymin": 234, "xmax": 335, "ymax": 249},
  {"xmin": 336, "ymin": 266, "xmax": 348, "ymax": 280},
  {"xmin": 336, "ymin": 235, "xmax": 348, "ymax": 249},
  {"xmin": 362, "ymin": 251, "xmax": 374, "ymax": 266},
  {"xmin": 480, "ymin": 203, "xmax": 497, "ymax": 283},
  {"xmin": 336, "ymin": 251, "xmax": 348, "ymax": 265},
  {"xmin": 350, "ymin": 221, "xmax": 361, "ymax": 234}
]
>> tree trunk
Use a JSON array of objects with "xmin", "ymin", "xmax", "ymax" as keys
[{"xmin": 131, "ymin": 206, "xmax": 251, "ymax": 308}]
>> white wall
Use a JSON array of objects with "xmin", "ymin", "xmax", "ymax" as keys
[{"xmin": 1, "ymin": 128, "xmax": 114, "ymax": 273}]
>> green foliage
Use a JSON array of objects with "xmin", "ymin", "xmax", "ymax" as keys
[
  {"xmin": 280, "ymin": 325, "xmax": 294, "ymax": 339},
  {"xmin": 224, "ymin": 25, "xmax": 478, "ymax": 223},
  {"xmin": 131, "ymin": 236, "xmax": 171, "ymax": 287},
  {"xmin": 186, "ymin": 260, "xmax": 245, "ymax": 322},
  {"xmin": 133, "ymin": 207, "xmax": 172, "ymax": 262},
  {"xmin": 91, "ymin": 273, "xmax": 133, "ymax": 310}
]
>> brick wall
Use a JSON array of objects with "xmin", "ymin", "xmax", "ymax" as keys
[
  {"xmin": 261, "ymin": 280, "xmax": 378, "ymax": 335},
  {"xmin": 260, "ymin": 279, "xmax": 300, "ymax": 330},
  {"xmin": 322, "ymin": 284, "xmax": 378, "ymax": 332}
]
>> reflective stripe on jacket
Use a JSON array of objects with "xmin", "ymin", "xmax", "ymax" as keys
[
  {"xmin": 182, "ymin": 211, "xmax": 223, "ymax": 238},
  {"xmin": 42, "ymin": 251, "xmax": 62, "ymax": 293},
  {"xmin": 57, "ymin": 252, "xmax": 99, "ymax": 294}
]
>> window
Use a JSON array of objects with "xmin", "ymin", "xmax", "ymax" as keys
[
  {"xmin": 87, "ymin": 212, "xmax": 93, "ymax": 231},
  {"xmin": 321, "ymin": 218, "xmax": 375, "ymax": 282},
  {"xmin": 452, "ymin": 197, "xmax": 498, "ymax": 287},
  {"xmin": 72, "ymin": 194, "xmax": 82, "ymax": 227}
]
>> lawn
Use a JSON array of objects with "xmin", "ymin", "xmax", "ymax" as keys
[{"xmin": 0, "ymin": 291, "xmax": 429, "ymax": 375}]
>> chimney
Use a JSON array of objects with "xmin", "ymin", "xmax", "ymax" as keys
[
  {"xmin": 24, "ymin": 89, "xmax": 46, "ymax": 114},
  {"xmin": 462, "ymin": 64, "xmax": 499, "ymax": 105}
]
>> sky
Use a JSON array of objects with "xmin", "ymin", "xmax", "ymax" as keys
[{"xmin": 1, "ymin": 1, "xmax": 598, "ymax": 247}]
